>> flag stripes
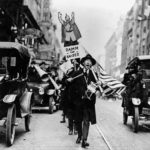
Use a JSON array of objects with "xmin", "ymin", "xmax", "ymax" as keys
[{"xmin": 93, "ymin": 64, "xmax": 125, "ymax": 96}]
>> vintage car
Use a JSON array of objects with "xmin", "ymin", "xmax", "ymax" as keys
[
  {"xmin": 0, "ymin": 42, "xmax": 32, "ymax": 146},
  {"xmin": 123, "ymin": 55, "xmax": 150, "ymax": 132},
  {"xmin": 27, "ymin": 63, "xmax": 60, "ymax": 114}
]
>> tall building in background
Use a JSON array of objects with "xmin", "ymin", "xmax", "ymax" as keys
[
  {"xmin": 105, "ymin": 33, "xmax": 117, "ymax": 76},
  {"xmin": 121, "ymin": 0, "xmax": 150, "ymax": 74},
  {"xmin": 0, "ymin": 0, "xmax": 61, "ymax": 66},
  {"xmin": 105, "ymin": 0, "xmax": 150, "ymax": 79},
  {"xmin": 37, "ymin": 0, "xmax": 61, "ymax": 66},
  {"xmin": 105, "ymin": 17, "xmax": 125, "ymax": 79}
]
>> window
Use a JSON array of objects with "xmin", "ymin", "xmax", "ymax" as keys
[{"xmin": 143, "ymin": 26, "xmax": 146, "ymax": 33}]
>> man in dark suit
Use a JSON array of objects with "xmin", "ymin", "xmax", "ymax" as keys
[
  {"xmin": 68, "ymin": 54, "xmax": 98, "ymax": 148},
  {"xmin": 60, "ymin": 58, "xmax": 81, "ymax": 135}
]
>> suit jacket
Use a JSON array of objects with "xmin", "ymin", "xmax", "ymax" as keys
[{"xmin": 72, "ymin": 68, "xmax": 97, "ymax": 124}]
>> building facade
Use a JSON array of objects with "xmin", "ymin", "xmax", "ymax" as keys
[
  {"xmin": 121, "ymin": 0, "xmax": 150, "ymax": 74},
  {"xmin": 0, "ymin": 0, "xmax": 61, "ymax": 66},
  {"xmin": 105, "ymin": 17, "xmax": 125, "ymax": 79}
]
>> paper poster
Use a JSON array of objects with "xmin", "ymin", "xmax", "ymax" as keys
[
  {"xmin": 64, "ymin": 45, "xmax": 81, "ymax": 60},
  {"xmin": 58, "ymin": 12, "xmax": 81, "ymax": 47}
]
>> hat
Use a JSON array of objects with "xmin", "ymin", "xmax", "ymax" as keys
[
  {"xmin": 39, "ymin": 61, "xmax": 46, "ymax": 66},
  {"xmin": 31, "ymin": 60, "xmax": 36, "ymax": 64},
  {"xmin": 81, "ymin": 54, "xmax": 96, "ymax": 66},
  {"xmin": 50, "ymin": 66, "xmax": 58, "ymax": 71},
  {"xmin": 70, "ymin": 58, "xmax": 80, "ymax": 64}
]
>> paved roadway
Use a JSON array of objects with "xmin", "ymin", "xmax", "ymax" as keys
[
  {"xmin": 0, "ymin": 98, "xmax": 150, "ymax": 149},
  {"xmin": 0, "ymin": 107, "xmax": 109, "ymax": 150},
  {"xmin": 96, "ymin": 98, "xmax": 150, "ymax": 150}
]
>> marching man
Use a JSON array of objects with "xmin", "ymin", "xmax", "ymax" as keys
[{"xmin": 67, "ymin": 54, "xmax": 99, "ymax": 148}]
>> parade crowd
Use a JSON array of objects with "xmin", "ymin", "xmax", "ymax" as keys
[{"xmin": 59, "ymin": 54, "xmax": 100, "ymax": 148}]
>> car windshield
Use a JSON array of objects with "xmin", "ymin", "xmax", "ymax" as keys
[
  {"xmin": 0, "ymin": 56, "xmax": 17, "ymax": 76},
  {"xmin": 141, "ymin": 60, "xmax": 150, "ymax": 79}
]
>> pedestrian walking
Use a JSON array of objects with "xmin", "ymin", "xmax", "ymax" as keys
[
  {"xmin": 67, "ymin": 54, "xmax": 99, "ymax": 148},
  {"xmin": 60, "ymin": 58, "xmax": 80, "ymax": 135},
  {"xmin": 66, "ymin": 58, "xmax": 81, "ymax": 135}
]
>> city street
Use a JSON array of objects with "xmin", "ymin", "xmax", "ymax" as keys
[
  {"xmin": 0, "ymin": 0, "xmax": 150, "ymax": 150},
  {"xmin": 0, "ymin": 98, "xmax": 150, "ymax": 149},
  {"xmin": 96, "ymin": 98, "xmax": 150, "ymax": 150},
  {"xmin": 0, "ymin": 104, "xmax": 108, "ymax": 150}
]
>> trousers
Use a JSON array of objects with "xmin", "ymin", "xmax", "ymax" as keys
[{"xmin": 76, "ymin": 108, "xmax": 90, "ymax": 141}]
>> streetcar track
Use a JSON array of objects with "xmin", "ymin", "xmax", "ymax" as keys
[{"xmin": 95, "ymin": 123, "xmax": 113, "ymax": 150}]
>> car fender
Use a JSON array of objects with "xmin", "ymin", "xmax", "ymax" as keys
[
  {"xmin": 20, "ymin": 92, "xmax": 32, "ymax": 117},
  {"xmin": 3, "ymin": 94, "xmax": 17, "ymax": 104}
]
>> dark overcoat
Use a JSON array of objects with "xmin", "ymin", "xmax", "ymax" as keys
[{"xmin": 71, "ymin": 68, "xmax": 97, "ymax": 124}]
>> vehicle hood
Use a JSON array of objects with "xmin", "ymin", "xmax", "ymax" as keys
[{"xmin": 27, "ymin": 82, "xmax": 49, "ymax": 89}]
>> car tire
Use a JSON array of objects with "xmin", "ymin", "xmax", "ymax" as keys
[
  {"xmin": 132, "ymin": 107, "xmax": 139, "ymax": 133},
  {"xmin": 6, "ymin": 104, "xmax": 16, "ymax": 146},
  {"xmin": 49, "ymin": 97, "xmax": 54, "ymax": 114}
]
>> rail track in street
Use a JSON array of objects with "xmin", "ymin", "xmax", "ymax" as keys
[{"xmin": 96, "ymin": 122, "xmax": 114, "ymax": 150}]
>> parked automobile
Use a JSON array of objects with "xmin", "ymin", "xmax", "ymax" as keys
[
  {"xmin": 122, "ymin": 55, "xmax": 150, "ymax": 132},
  {"xmin": 27, "ymin": 63, "xmax": 60, "ymax": 114},
  {"xmin": 0, "ymin": 42, "xmax": 32, "ymax": 146}
]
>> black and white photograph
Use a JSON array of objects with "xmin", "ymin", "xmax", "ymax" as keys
[{"xmin": 1, "ymin": 0, "xmax": 150, "ymax": 150}]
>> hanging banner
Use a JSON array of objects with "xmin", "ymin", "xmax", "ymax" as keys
[{"xmin": 64, "ymin": 44, "xmax": 81, "ymax": 60}]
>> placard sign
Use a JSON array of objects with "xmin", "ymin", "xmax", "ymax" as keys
[{"xmin": 64, "ymin": 45, "xmax": 81, "ymax": 60}]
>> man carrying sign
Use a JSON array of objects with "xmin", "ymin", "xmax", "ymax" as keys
[{"xmin": 67, "ymin": 54, "xmax": 99, "ymax": 148}]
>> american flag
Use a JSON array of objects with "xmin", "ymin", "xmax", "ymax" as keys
[
  {"xmin": 93, "ymin": 63, "xmax": 125, "ymax": 97},
  {"xmin": 58, "ymin": 45, "xmax": 125, "ymax": 96}
]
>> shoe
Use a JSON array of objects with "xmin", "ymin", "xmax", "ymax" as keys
[
  {"xmin": 81, "ymin": 140, "xmax": 89, "ymax": 148},
  {"xmin": 76, "ymin": 137, "xmax": 81, "ymax": 144},
  {"xmin": 68, "ymin": 130, "xmax": 73, "ymax": 135},
  {"xmin": 74, "ymin": 130, "xmax": 78, "ymax": 135},
  {"xmin": 60, "ymin": 120, "xmax": 66, "ymax": 123}
]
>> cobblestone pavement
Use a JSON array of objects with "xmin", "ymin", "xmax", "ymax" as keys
[{"xmin": 0, "ymin": 108, "xmax": 109, "ymax": 150}]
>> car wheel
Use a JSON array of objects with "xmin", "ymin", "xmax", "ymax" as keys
[
  {"xmin": 132, "ymin": 107, "xmax": 139, "ymax": 133},
  {"xmin": 49, "ymin": 97, "xmax": 54, "ymax": 114},
  {"xmin": 6, "ymin": 104, "xmax": 16, "ymax": 146}
]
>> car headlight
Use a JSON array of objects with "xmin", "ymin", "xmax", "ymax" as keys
[
  {"xmin": 143, "ymin": 83, "xmax": 146, "ymax": 89},
  {"xmin": 148, "ymin": 97, "xmax": 150, "ymax": 105},
  {"xmin": 132, "ymin": 98, "xmax": 141, "ymax": 105},
  {"xmin": 29, "ymin": 89, "xmax": 33, "ymax": 92},
  {"xmin": 47, "ymin": 89, "xmax": 55, "ymax": 95},
  {"xmin": 39, "ymin": 87, "xmax": 44, "ymax": 95}
]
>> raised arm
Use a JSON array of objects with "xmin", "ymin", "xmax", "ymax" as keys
[
  {"xmin": 71, "ymin": 12, "xmax": 75, "ymax": 23},
  {"xmin": 58, "ymin": 12, "xmax": 64, "ymax": 24}
]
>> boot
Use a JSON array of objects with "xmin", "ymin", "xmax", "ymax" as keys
[
  {"xmin": 68, "ymin": 130, "xmax": 73, "ymax": 135},
  {"xmin": 76, "ymin": 136, "xmax": 81, "ymax": 144},
  {"xmin": 81, "ymin": 140, "xmax": 89, "ymax": 148}
]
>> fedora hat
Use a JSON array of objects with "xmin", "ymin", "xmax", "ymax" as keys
[
  {"xmin": 81, "ymin": 54, "xmax": 96, "ymax": 66},
  {"xmin": 39, "ymin": 61, "xmax": 46, "ymax": 66}
]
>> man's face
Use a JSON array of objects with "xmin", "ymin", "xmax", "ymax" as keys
[
  {"xmin": 65, "ymin": 15, "xmax": 70, "ymax": 22},
  {"xmin": 83, "ymin": 59, "xmax": 92, "ymax": 70},
  {"xmin": 71, "ymin": 59, "xmax": 79, "ymax": 67}
]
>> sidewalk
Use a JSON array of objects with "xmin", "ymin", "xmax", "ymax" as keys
[{"xmin": 0, "ymin": 110, "xmax": 108, "ymax": 150}]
